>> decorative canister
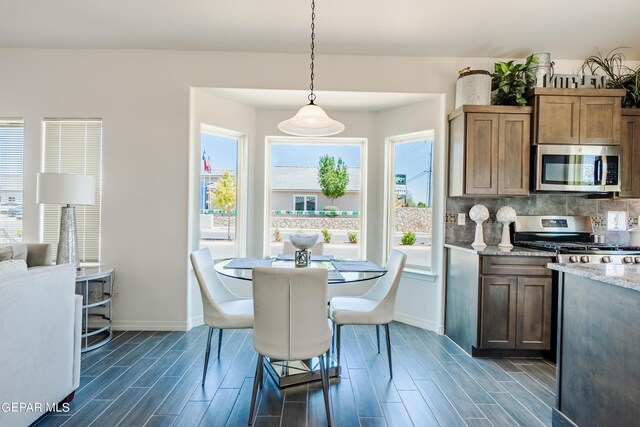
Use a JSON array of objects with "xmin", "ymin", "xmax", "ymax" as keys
[
  {"xmin": 455, "ymin": 69, "xmax": 491, "ymax": 108},
  {"xmin": 529, "ymin": 52, "xmax": 553, "ymax": 87}
]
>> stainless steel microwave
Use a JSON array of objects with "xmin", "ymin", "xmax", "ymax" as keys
[{"xmin": 535, "ymin": 145, "xmax": 621, "ymax": 192}]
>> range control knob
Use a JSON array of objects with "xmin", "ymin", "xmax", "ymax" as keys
[
  {"xmin": 568, "ymin": 255, "xmax": 579, "ymax": 263},
  {"xmin": 580, "ymin": 256, "xmax": 591, "ymax": 263},
  {"xmin": 623, "ymin": 256, "xmax": 634, "ymax": 264},
  {"xmin": 635, "ymin": 256, "xmax": 640, "ymax": 264},
  {"xmin": 601, "ymin": 256, "xmax": 612, "ymax": 264}
]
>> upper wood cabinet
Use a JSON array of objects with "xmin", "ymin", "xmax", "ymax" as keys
[
  {"xmin": 620, "ymin": 109, "xmax": 640, "ymax": 198},
  {"xmin": 533, "ymin": 88, "xmax": 625, "ymax": 145},
  {"xmin": 449, "ymin": 105, "xmax": 531, "ymax": 197}
]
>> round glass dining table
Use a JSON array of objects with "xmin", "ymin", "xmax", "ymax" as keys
[{"xmin": 214, "ymin": 258, "xmax": 387, "ymax": 284}]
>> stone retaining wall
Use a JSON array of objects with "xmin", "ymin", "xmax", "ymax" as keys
[{"xmin": 203, "ymin": 207, "xmax": 432, "ymax": 234}]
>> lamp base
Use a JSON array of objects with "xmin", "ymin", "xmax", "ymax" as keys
[{"xmin": 56, "ymin": 205, "xmax": 80, "ymax": 268}]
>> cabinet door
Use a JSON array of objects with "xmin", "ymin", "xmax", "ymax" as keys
[
  {"xmin": 619, "ymin": 114, "xmax": 640, "ymax": 198},
  {"xmin": 498, "ymin": 113, "xmax": 530, "ymax": 195},
  {"xmin": 580, "ymin": 96, "xmax": 621, "ymax": 145},
  {"xmin": 465, "ymin": 113, "xmax": 498, "ymax": 195},
  {"xmin": 480, "ymin": 276, "xmax": 517, "ymax": 349},
  {"xmin": 516, "ymin": 277, "xmax": 552, "ymax": 349},
  {"xmin": 537, "ymin": 96, "xmax": 580, "ymax": 144}
]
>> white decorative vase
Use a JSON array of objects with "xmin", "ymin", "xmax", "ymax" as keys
[
  {"xmin": 455, "ymin": 69, "xmax": 491, "ymax": 108},
  {"xmin": 469, "ymin": 204, "xmax": 489, "ymax": 249},
  {"xmin": 497, "ymin": 206, "xmax": 517, "ymax": 249}
]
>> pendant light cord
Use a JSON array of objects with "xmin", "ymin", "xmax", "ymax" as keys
[{"xmin": 308, "ymin": 0, "xmax": 316, "ymax": 104}]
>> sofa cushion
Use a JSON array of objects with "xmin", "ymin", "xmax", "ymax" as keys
[
  {"xmin": 0, "ymin": 259, "xmax": 28, "ymax": 275},
  {"xmin": 0, "ymin": 245, "xmax": 12, "ymax": 261}
]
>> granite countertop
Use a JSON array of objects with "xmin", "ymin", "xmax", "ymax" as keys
[
  {"xmin": 548, "ymin": 263, "xmax": 640, "ymax": 292},
  {"xmin": 444, "ymin": 242, "xmax": 554, "ymax": 257}
]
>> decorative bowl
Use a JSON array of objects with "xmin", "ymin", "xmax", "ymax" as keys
[{"xmin": 289, "ymin": 233, "xmax": 319, "ymax": 251}]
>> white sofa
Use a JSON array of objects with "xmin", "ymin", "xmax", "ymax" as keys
[{"xmin": 0, "ymin": 262, "xmax": 81, "ymax": 427}]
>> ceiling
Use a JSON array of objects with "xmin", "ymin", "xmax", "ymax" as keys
[{"xmin": 1, "ymin": 0, "xmax": 639, "ymax": 60}]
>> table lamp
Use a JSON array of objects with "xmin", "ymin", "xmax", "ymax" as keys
[{"xmin": 36, "ymin": 172, "xmax": 95, "ymax": 268}]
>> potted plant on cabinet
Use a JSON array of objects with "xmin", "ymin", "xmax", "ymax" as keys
[
  {"xmin": 490, "ymin": 54, "xmax": 537, "ymax": 106},
  {"xmin": 581, "ymin": 48, "xmax": 640, "ymax": 108}
]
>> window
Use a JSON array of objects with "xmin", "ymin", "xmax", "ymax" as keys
[
  {"xmin": 266, "ymin": 138, "xmax": 366, "ymax": 259},
  {"xmin": 199, "ymin": 126, "xmax": 247, "ymax": 259},
  {"xmin": 385, "ymin": 131, "xmax": 434, "ymax": 271},
  {"xmin": 43, "ymin": 119, "xmax": 102, "ymax": 263},
  {"xmin": 0, "ymin": 119, "xmax": 24, "ymax": 243},
  {"xmin": 293, "ymin": 195, "xmax": 317, "ymax": 211}
]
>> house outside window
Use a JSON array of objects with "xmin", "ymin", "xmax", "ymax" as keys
[{"xmin": 293, "ymin": 195, "xmax": 317, "ymax": 211}]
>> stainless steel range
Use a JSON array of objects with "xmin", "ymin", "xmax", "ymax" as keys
[{"xmin": 513, "ymin": 215, "xmax": 640, "ymax": 264}]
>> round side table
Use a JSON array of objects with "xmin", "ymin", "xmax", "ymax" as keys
[{"xmin": 76, "ymin": 266, "xmax": 115, "ymax": 352}]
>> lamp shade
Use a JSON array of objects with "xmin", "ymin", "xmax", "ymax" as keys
[
  {"xmin": 278, "ymin": 103, "xmax": 345, "ymax": 137},
  {"xmin": 36, "ymin": 173, "xmax": 95, "ymax": 206}
]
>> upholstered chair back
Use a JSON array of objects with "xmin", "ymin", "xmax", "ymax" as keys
[
  {"xmin": 252, "ymin": 267, "xmax": 331, "ymax": 361},
  {"xmin": 190, "ymin": 248, "xmax": 240, "ymax": 325},
  {"xmin": 361, "ymin": 250, "xmax": 407, "ymax": 324}
]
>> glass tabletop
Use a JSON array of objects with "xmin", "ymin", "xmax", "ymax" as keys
[{"xmin": 214, "ymin": 258, "xmax": 386, "ymax": 284}]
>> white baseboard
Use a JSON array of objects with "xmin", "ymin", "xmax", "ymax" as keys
[
  {"xmin": 112, "ymin": 320, "xmax": 191, "ymax": 331},
  {"xmin": 188, "ymin": 315, "xmax": 204, "ymax": 330},
  {"xmin": 394, "ymin": 312, "xmax": 441, "ymax": 333}
]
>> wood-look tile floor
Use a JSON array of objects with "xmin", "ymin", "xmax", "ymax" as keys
[{"xmin": 34, "ymin": 323, "xmax": 556, "ymax": 427}]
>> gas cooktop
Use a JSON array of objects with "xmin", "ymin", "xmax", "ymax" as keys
[{"xmin": 516, "ymin": 241, "xmax": 640, "ymax": 253}]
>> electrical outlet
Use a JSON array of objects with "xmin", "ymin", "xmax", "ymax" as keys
[{"xmin": 457, "ymin": 213, "xmax": 466, "ymax": 225}]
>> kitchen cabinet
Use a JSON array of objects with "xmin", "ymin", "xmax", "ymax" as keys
[
  {"xmin": 445, "ymin": 245, "xmax": 555, "ymax": 357},
  {"xmin": 449, "ymin": 105, "xmax": 531, "ymax": 197},
  {"xmin": 619, "ymin": 108, "xmax": 640, "ymax": 198},
  {"xmin": 480, "ymin": 256, "xmax": 552, "ymax": 351},
  {"xmin": 533, "ymin": 88, "xmax": 625, "ymax": 145}
]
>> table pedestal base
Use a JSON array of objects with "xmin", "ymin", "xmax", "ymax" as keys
[{"xmin": 264, "ymin": 356, "xmax": 339, "ymax": 388}]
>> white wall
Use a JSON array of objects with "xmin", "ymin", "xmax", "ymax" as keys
[{"xmin": 0, "ymin": 47, "xmax": 589, "ymax": 330}]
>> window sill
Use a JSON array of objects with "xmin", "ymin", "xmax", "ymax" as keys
[{"xmin": 402, "ymin": 268, "xmax": 437, "ymax": 282}]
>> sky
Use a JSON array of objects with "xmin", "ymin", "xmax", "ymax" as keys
[{"xmin": 201, "ymin": 133, "xmax": 433, "ymax": 205}]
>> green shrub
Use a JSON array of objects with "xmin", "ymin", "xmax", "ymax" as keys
[
  {"xmin": 401, "ymin": 231, "xmax": 416, "ymax": 245},
  {"xmin": 273, "ymin": 227, "xmax": 281, "ymax": 242},
  {"xmin": 323, "ymin": 205, "xmax": 338, "ymax": 211},
  {"xmin": 347, "ymin": 231, "xmax": 358, "ymax": 244},
  {"xmin": 321, "ymin": 228, "xmax": 332, "ymax": 243}
]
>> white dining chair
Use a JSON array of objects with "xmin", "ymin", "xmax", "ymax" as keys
[
  {"xmin": 329, "ymin": 249, "xmax": 407, "ymax": 378},
  {"xmin": 283, "ymin": 240, "xmax": 324, "ymax": 255},
  {"xmin": 249, "ymin": 267, "xmax": 332, "ymax": 426},
  {"xmin": 190, "ymin": 248, "xmax": 254, "ymax": 386}
]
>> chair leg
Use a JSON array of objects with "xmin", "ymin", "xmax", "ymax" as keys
[
  {"xmin": 202, "ymin": 327, "xmax": 214, "ymax": 386},
  {"xmin": 319, "ymin": 353, "xmax": 332, "ymax": 426},
  {"xmin": 336, "ymin": 325, "xmax": 342, "ymax": 375},
  {"xmin": 248, "ymin": 354, "xmax": 263, "ymax": 425},
  {"xmin": 331, "ymin": 320, "xmax": 336, "ymax": 354},
  {"xmin": 376, "ymin": 324, "xmax": 381, "ymax": 354},
  {"xmin": 217, "ymin": 328, "xmax": 224, "ymax": 358},
  {"xmin": 384, "ymin": 323, "xmax": 393, "ymax": 379}
]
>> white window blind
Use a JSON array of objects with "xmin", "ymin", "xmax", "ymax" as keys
[
  {"xmin": 0, "ymin": 119, "xmax": 24, "ymax": 243},
  {"xmin": 43, "ymin": 119, "xmax": 102, "ymax": 262}
]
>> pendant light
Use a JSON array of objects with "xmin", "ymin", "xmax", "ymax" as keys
[{"xmin": 278, "ymin": 0, "xmax": 345, "ymax": 137}]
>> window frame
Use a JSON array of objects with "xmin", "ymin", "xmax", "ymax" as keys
[
  {"xmin": 383, "ymin": 130, "xmax": 435, "ymax": 274},
  {"xmin": 0, "ymin": 118, "xmax": 25, "ymax": 243},
  {"xmin": 199, "ymin": 124, "xmax": 248, "ymax": 258},
  {"xmin": 292, "ymin": 194, "xmax": 317, "ymax": 212},
  {"xmin": 264, "ymin": 136, "xmax": 367, "ymax": 258},
  {"xmin": 41, "ymin": 118, "xmax": 102, "ymax": 264}
]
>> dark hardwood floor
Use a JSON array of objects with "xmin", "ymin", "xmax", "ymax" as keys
[{"xmin": 34, "ymin": 323, "xmax": 556, "ymax": 427}]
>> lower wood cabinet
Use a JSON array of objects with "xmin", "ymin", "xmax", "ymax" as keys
[
  {"xmin": 479, "ymin": 257, "xmax": 553, "ymax": 351},
  {"xmin": 445, "ymin": 248, "xmax": 555, "ymax": 357}
]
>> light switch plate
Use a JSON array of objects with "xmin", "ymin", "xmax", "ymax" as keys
[
  {"xmin": 607, "ymin": 211, "xmax": 627, "ymax": 231},
  {"xmin": 457, "ymin": 213, "xmax": 466, "ymax": 225}
]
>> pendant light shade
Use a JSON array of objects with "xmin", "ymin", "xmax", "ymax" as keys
[
  {"xmin": 278, "ymin": 0, "xmax": 345, "ymax": 137},
  {"xmin": 278, "ymin": 103, "xmax": 345, "ymax": 137}
]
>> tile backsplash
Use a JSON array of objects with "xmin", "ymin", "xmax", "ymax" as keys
[{"xmin": 446, "ymin": 194, "xmax": 640, "ymax": 245}]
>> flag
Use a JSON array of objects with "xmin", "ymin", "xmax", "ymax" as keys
[{"xmin": 202, "ymin": 150, "xmax": 211, "ymax": 173}]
